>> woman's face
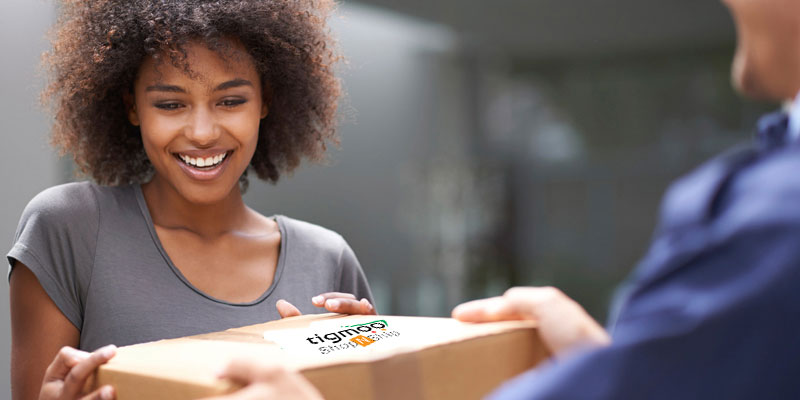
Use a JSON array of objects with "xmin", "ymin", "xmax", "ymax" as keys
[{"xmin": 128, "ymin": 39, "xmax": 267, "ymax": 205}]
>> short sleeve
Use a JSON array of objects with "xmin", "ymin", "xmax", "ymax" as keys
[
  {"xmin": 7, "ymin": 182, "xmax": 100, "ymax": 330},
  {"xmin": 336, "ymin": 240, "xmax": 375, "ymax": 310}
]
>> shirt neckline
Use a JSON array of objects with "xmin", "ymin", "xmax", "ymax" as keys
[{"xmin": 133, "ymin": 184, "xmax": 287, "ymax": 307}]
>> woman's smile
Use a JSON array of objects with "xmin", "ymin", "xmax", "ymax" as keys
[{"xmin": 174, "ymin": 150, "xmax": 234, "ymax": 181}]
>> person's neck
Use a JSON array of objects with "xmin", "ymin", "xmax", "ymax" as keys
[{"xmin": 142, "ymin": 176, "xmax": 250, "ymax": 240}]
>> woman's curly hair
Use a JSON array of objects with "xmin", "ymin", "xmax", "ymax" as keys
[{"xmin": 43, "ymin": 0, "xmax": 342, "ymax": 185}]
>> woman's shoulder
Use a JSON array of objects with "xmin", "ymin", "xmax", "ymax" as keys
[
  {"xmin": 24, "ymin": 181, "xmax": 132, "ymax": 216},
  {"xmin": 24, "ymin": 181, "xmax": 98, "ymax": 219},
  {"xmin": 20, "ymin": 182, "xmax": 141, "ymax": 232},
  {"xmin": 276, "ymin": 215, "xmax": 349, "ymax": 253}
]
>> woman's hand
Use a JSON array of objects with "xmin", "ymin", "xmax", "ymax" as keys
[
  {"xmin": 199, "ymin": 359, "xmax": 323, "ymax": 400},
  {"xmin": 39, "ymin": 345, "xmax": 117, "ymax": 400},
  {"xmin": 452, "ymin": 286, "xmax": 610, "ymax": 358},
  {"xmin": 276, "ymin": 292, "xmax": 375, "ymax": 318}
]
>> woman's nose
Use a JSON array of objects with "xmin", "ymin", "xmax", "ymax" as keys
[{"xmin": 184, "ymin": 107, "xmax": 220, "ymax": 146}]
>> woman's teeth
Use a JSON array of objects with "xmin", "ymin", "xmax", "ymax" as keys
[{"xmin": 179, "ymin": 153, "xmax": 227, "ymax": 168}]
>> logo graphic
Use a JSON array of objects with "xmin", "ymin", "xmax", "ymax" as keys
[
  {"xmin": 304, "ymin": 319, "xmax": 401, "ymax": 355},
  {"xmin": 305, "ymin": 319, "xmax": 389, "ymax": 345},
  {"xmin": 350, "ymin": 335, "xmax": 375, "ymax": 347}
]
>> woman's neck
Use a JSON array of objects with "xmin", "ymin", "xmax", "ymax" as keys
[{"xmin": 141, "ymin": 176, "xmax": 251, "ymax": 239}]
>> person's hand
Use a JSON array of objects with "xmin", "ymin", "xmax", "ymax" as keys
[
  {"xmin": 39, "ymin": 345, "xmax": 117, "ymax": 400},
  {"xmin": 452, "ymin": 286, "xmax": 610, "ymax": 358},
  {"xmin": 199, "ymin": 359, "xmax": 323, "ymax": 400},
  {"xmin": 276, "ymin": 292, "xmax": 375, "ymax": 318}
]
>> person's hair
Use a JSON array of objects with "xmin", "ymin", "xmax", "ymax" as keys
[{"xmin": 43, "ymin": 0, "xmax": 342, "ymax": 185}]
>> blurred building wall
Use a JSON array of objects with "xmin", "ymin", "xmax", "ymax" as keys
[
  {"xmin": 0, "ymin": 1, "xmax": 59, "ymax": 398},
  {"xmin": 245, "ymin": 3, "xmax": 475, "ymax": 316},
  {"xmin": 471, "ymin": 52, "xmax": 770, "ymax": 319}
]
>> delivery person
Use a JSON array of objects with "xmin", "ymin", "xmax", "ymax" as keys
[{"xmin": 49, "ymin": 0, "xmax": 800, "ymax": 398}]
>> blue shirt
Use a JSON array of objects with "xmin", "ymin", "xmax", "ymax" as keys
[{"xmin": 490, "ymin": 111, "xmax": 800, "ymax": 399}]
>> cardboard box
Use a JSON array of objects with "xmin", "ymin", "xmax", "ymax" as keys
[{"xmin": 94, "ymin": 314, "xmax": 549, "ymax": 399}]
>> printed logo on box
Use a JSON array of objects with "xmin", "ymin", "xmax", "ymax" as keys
[
  {"xmin": 264, "ymin": 319, "xmax": 402, "ymax": 355},
  {"xmin": 307, "ymin": 319, "xmax": 401, "ymax": 354}
]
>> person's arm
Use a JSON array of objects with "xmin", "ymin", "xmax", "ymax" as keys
[
  {"xmin": 10, "ymin": 263, "xmax": 115, "ymax": 400},
  {"xmin": 452, "ymin": 286, "xmax": 610, "ymax": 358},
  {"xmin": 454, "ymin": 227, "xmax": 800, "ymax": 398}
]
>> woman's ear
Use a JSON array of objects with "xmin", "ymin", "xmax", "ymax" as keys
[
  {"xmin": 261, "ymin": 103, "xmax": 269, "ymax": 120},
  {"xmin": 123, "ymin": 91, "xmax": 140, "ymax": 126}
]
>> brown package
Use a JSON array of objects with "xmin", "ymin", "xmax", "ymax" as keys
[{"xmin": 94, "ymin": 314, "xmax": 549, "ymax": 400}]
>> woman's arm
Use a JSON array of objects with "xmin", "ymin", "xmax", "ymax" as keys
[
  {"xmin": 9, "ymin": 262, "xmax": 115, "ymax": 400},
  {"xmin": 10, "ymin": 262, "xmax": 78, "ymax": 399}
]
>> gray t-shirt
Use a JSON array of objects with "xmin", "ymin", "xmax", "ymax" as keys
[{"xmin": 7, "ymin": 182, "xmax": 373, "ymax": 351}]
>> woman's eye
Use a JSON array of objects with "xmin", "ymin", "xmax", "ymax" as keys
[
  {"xmin": 155, "ymin": 102, "xmax": 183, "ymax": 110},
  {"xmin": 220, "ymin": 98, "xmax": 247, "ymax": 108}
]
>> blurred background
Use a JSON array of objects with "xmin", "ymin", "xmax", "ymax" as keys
[{"xmin": 0, "ymin": 0, "xmax": 773, "ymax": 397}]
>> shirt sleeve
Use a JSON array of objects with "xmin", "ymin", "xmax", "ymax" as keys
[
  {"xmin": 7, "ymin": 183, "xmax": 99, "ymax": 330},
  {"xmin": 335, "ymin": 240, "xmax": 376, "ymax": 310},
  {"xmin": 487, "ymin": 153, "xmax": 800, "ymax": 400}
]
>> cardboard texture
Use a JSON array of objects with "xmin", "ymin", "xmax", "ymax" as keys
[{"xmin": 94, "ymin": 314, "xmax": 549, "ymax": 400}]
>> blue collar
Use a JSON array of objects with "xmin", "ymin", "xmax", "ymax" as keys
[
  {"xmin": 756, "ymin": 110, "xmax": 790, "ymax": 151},
  {"xmin": 757, "ymin": 92, "xmax": 800, "ymax": 150}
]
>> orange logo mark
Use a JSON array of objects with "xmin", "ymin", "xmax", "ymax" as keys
[{"xmin": 350, "ymin": 335, "xmax": 375, "ymax": 347}]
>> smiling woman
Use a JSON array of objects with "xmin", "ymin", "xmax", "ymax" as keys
[{"xmin": 6, "ymin": 1, "xmax": 376, "ymax": 400}]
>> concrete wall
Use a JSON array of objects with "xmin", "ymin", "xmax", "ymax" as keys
[{"xmin": 0, "ymin": 1, "xmax": 59, "ymax": 398}]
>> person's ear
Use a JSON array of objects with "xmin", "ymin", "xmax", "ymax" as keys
[
  {"xmin": 123, "ymin": 91, "xmax": 140, "ymax": 126},
  {"xmin": 261, "ymin": 102, "xmax": 269, "ymax": 120}
]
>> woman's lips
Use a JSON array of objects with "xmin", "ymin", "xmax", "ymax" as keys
[{"xmin": 173, "ymin": 150, "xmax": 233, "ymax": 181}]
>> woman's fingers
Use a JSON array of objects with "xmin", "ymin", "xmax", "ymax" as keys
[
  {"xmin": 323, "ymin": 297, "xmax": 375, "ymax": 315},
  {"xmin": 310, "ymin": 292, "xmax": 356, "ymax": 307},
  {"xmin": 62, "ymin": 345, "xmax": 116, "ymax": 399},
  {"xmin": 44, "ymin": 346, "xmax": 91, "ymax": 382},
  {"xmin": 277, "ymin": 293, "xmax": 375, "ymax": 318},
  {"xmin": 310, "ymin": 292, "xmax": 375, "ymax": 315},
  {"xmin": 79, "ymin": 385, "xmax": 115, "ymax": 400},
  {"xmin": 276, "ymin": 299, "xmax": 302, "ymax": 318}
]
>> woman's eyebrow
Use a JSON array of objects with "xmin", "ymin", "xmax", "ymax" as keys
[
  {"xmin": 143, "ymin": 79, "xmax": 253, "ymax": 93},
  {"xmin": 214, "ymin": 78, "xmax": 253, "ymax": 91},
  {"xmin": 145, "ymin": 84, "xmax": 186, "ymax": 93}
]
